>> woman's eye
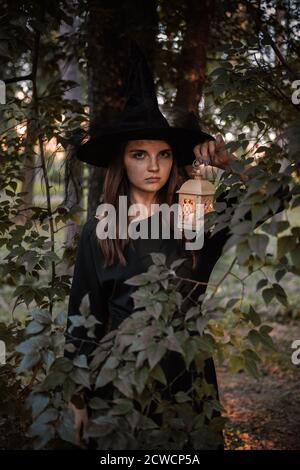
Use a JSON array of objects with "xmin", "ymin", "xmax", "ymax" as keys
[
  {"xmin": 160, "ymin": 151, "xmax": 172, "ymax": 158},
  {"xmin": 132, "ymin": 152, "xmax": 145, "ymax": 159}
]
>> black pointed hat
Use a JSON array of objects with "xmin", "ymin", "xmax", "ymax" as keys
[{"xmin": 76, "ymin": 40, "xmax": 214, "ymax": 168}]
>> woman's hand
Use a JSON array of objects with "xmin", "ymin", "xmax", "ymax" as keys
[
  {"xmin": 69, "ymin": 396, "xmax": 89, "ymax": 448},
  {"xmin": 193, "ymin": 134, "xmax": 237, "ymax": 170}
]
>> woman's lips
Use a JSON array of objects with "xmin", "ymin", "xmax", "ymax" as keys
[{"xmin": 145, "ymin": 177, "xmax": 161, "ymax": 182}]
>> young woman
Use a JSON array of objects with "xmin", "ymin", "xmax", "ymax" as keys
[
  {"xmin": 64, "ymin": 42, "xmax": 289, "ymax": 450},
  {"xmin": 64, "ymin": 134, "xmax": 256, "ymax": 449}
]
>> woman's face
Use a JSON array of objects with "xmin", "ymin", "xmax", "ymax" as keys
[{"xmin": 123, "ymin": 139, "xmax": 174, "ymax": 194}]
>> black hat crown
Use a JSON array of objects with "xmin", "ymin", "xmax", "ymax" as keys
[{"xmin": 77, "ymin": 39, "xmax": 213, "ymax": 167}]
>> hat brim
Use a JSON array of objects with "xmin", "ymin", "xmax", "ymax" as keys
[{"xmin": 76, "ymin": 127, "xmax": 214, "ymax": 168}]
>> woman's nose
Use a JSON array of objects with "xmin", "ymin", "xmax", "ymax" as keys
[{"xmin": 147, "ymin": 156, "xmax": 159, "ymax": 171}]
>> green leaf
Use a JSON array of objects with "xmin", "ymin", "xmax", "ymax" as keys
[
  {"xmin": 73, "ymin": 355, "xmax": 88, "ymax": 369},
  {"xmin": 185, "ymin": 306, "xmax": 201, "ymax": 321},
  {"xmin": 111, "ymin": 399, "xmax": 134, "ymax": 415},
  {"xmin": 151, "ymin": 364, "xmax": 167, "ymax": 386},
  {"xmin": 148, "ymin": 343, "xmax": 167, "ymax": 369},
  {"xmin": 150, "ymin": 252, "xmax": 166, "ymax": 266},
  {"xmin": 263, "ymin": 220, "xmax": 289, "ymax": 236},
  {"xmin": 150, "ymin": 302, "xmax": 163, "ymax": 319},
  {"xmin": 170, "ymin": 258, "xmax": 187, "ymax": 270},
  {"xmin": 28, "ymin": 394, "xmax": 50, "ymax": 419},
  {"xmin": 196, "ymin": 316, "xmax": 209, "ymax": 335},
  {"xmin": 72, "ymin": 368, "xmax": 90, "ymax": 389},
  {"xmin": 242, "ymin": 350, "xmax": 260, "ymax": 379},
  {"xmin": 35, "ymin": 408, "xmax": 58, "ymax": 424},
  {"xmin": 41, "ymin": 372, "xmax": 66, "ymax": 390},
  {"xmin": 291, "ymin": 197, "xmax": 300, "ymax": 209},
  {"xmin": 63, "ymin": 377, "xmax": 76, "ymax": 402},
  {"xmin": 134, "ymin": 365, "xmax": 149, "ymax": 394},
  {"xmin": 262, "ymin": 287, "xmax": 275, "ymax": 305},
  {"xmin": 248, "ymin": 234, "xmax": 269, "ymax": 259},
  {"xmin": 248, "ymin": 306, "xmax": 261, "ymax": 326},
  {"xmin": 95, "ymin": 368, "xmax": 116, "ymax": 388},
  {"xmin": 292, "ymin": 227, "xmax": 300, "ymax": 238},
  {"xmin": 56, "ymin": 410, "xmax": 75, "ymax": 444},
  {"xmin": 54, "ymin": 311, "xmax": 66, "ymax": 326},
  {"xmin": 17, "ymin": 352, "xmax": 41, "ymax": 372},
  {"xmin": 175, "ymin": 391, "xmax": 192, "ymax": 403},
  {"xmin": 290, "ymin": 243, "xmax": 300, "ymax": 269},
  {"xmin": 29, "ymin": 422, "xmax": 55, "ymax": 449},
  {"xmin": 89, "ymin": 397, "xmax": 110, "ymax": 410},
  {"xmin": 236, "ymin": 240, "xmax": 251, "ymax": 264},
  {"xmin": 69, "ymin": 315, "xmax": 85, "ymax": 328},
  {"xmin": 232, "ymin": 221, "xmax": 253, "ymax": 236},
  {"xmin": 226, "ymin": 298, "xmax": 240, "ymax": 309},
  {"xmin": 275, "ymin": 269, "xmax": 286, "ymax": 282},
  {"xmin": 153, "ymin": 292, "xmax": 169, "ymax": 302},
  {"xmin": 259, "ymin": 326, "xmax": 277, "ymax": 351},
  {"xmin": 32, "ymin": 309, "xmax": 52, "ymax": 325},
  {"xmin": 25, "ymin": 321, "xmax": 46, "ymax": 335},
  {"xmin": 124, "ymin": 274, "xmax": 149, "ymax": 286},
  {"xmin": 251, "ymin": 205, "xmax": 270, "ymax": 227},
  {"xmin": 247, "ymin": 330, "xmax": 261, "ymax": 348},
  {"xmin": 272, "ymin": 283, "xmax": 288, "ymax": 307},
  {"xmin": 256, "ymin": 279, "xmax": 268, "ymax": 291},
  {"xmin": 229, "ymin": 355, "xmax": 244, "ymax": 373},
  {"xmin": 103, "ymin": 356, "xmax": 119, "ymax": 370},
  {"xmin": 114, "ymin": 376, "xmax": 133, "ymax": 399},
  {"xmin": 52, "ymin": 357, "xmax": 73, "ymax": 373},
  {"xmin": 277, "ymin": 236, "xmax": 296, "ymax": 259},
  {"xmin": 16, "ymin": 336, "xmax": 49, "ymax": 355},
  {"xmin": 196, "ymin": 336, "xmax": 215, "ymax": 354},
  {"xmin": 64, "ymin": 343, "xmax": 76, "ymax": 354}
]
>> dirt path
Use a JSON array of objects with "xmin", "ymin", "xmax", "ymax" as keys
[{"xmin": 217, "ymin": 320, "xmax": 300, "ymax": 450}]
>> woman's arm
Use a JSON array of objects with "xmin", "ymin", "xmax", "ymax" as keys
[
  {"xmin": 64, "ymin": 220, "xmax": 96, "ymax": 362},
  {"xmin": 64, "ymin": 218, "xmax": 105, "ymax": 448},
  {"xmin": 64, "ymin": 217, "xmax": 109, "ymax": 363}
]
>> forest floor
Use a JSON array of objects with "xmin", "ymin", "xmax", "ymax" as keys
[{"xmin": 219, "ymin": 319, "xmax": 300, "ymax": 450}]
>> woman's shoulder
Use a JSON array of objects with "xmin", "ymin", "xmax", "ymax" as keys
[
  {"xmin": 80, "ymin": 216, "xmax": 99, "ymax": 242},
  {"xmin": 79, "ymin": 216, "xmax": 108, "ymax": 266}
]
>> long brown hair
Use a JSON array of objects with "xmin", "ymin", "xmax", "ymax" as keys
[{"xmin": 97, "ymin": 139, "xmax": 181, "ymax": 267}]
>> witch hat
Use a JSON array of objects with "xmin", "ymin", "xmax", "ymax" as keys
[{"xmin": 76, "ymin": 40, "xmax": 214, "ymax": 168}]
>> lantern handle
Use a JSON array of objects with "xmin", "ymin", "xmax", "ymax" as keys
[
  {"xmin": 192, "ymin": 156, "xmax": 211, "ymax": 180},
  {"xmin": 192, "ymin": 158, "xmax": 203, "ymax": 180}
]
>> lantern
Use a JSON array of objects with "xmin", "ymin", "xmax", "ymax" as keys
[{"xmin": 176, "ymin": 158, "xmax": 216, "ymax": 232}]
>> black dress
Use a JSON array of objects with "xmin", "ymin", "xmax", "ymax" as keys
[
  {"xmin": 64, "ymin": 185, "xmax": 289, "ymax": 449},
  {"xmin": 64, "ymin": 200, "xmax": 235, "ymax": 353}
]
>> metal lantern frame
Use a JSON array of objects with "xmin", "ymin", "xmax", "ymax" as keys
[{"xmin": 176, "ymin": 158, "xmax": 216, "ymax": 231}]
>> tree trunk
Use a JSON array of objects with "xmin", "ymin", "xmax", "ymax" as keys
[
  {"xmin": 174, "ymin": 0, "xmax": 215, "ymax": 114},
  {"xmin": 13, "ymin": 120, "xmax": 36, "ymax": 226},
  {"xmin": 59, "ymin": 15, "xmax": 84, "ymax": 249}
]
